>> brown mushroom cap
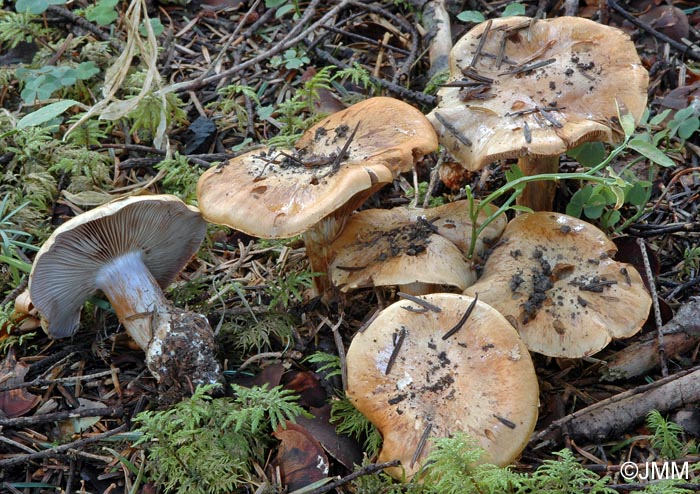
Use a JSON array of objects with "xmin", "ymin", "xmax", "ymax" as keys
[
  {"xmin": 328, "ymin": 200, "xmax": 506, "ymax": 292},
  {"xmin": 428, "ymin": 16, "xmax": 649, "ymax": 170},
  {"xmin": 29, "ymin": 195, "xmax": 206, "ymax": 339},
  {"xmin": 464, "ymin": 212, "xmax": 651, "ymax": 358},
  {"xmin": 197, "ymin": 97, "xmax": 438, "ymax": 238},
  {"xmin": 346, "ymin": 293, "xmax": 539, "ymax": 479}
]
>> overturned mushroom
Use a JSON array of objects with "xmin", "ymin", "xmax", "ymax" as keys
[
  {"xmin": 428, "ymin": 16, "xmax": 648, "ymax": 211},
  {"xmin": 346, "ymin": 293, "xmax": 539, "ymax": 479},
  {"xmin": 464, "ymin": 212, "xmax": 651, "ymax": 358},
  {"xmin": 328, "ymin": 200, "xmax": 506, "ymax": 294},
  {"xmin": 197, "ymin": 97, "xmax": 438, "ymax": 295},
  {"xmin": 28, "ymin": 195, "xmax": 221, "ymax": 393}
]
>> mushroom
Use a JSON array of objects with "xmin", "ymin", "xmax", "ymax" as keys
[
  {"xmin": 464, "ymin": 212, "xmax": 651, "ymax": 358},
  {"xmin": 197, "ymin": 97, "xmax": 438, "ymax": 294},
  {"xmin": 328, "ymin": 200, "xmax": 506, "ymax": 294},
  {"xmin": 28, "ymin": 194, "xmax": 222, "ymax": 392},
  {"xmin": 427, "ymin": 16, "xmax": 649, "ymax": 211},
  {"xmin": 346, "ymin": 293, "xmax": 539, "ymax": 479}
]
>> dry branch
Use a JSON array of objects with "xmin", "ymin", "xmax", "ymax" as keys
[{"xmin": 533, "ymin": 365, "xmax": 700, "ymax": 446}]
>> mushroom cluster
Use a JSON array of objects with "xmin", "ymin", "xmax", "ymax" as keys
[
  {"xmin": 428, "ymin": 16, "xmax": 649, "ymax": 211},
  {"xmin": 346, "ymin": 293, "xmax": 539, "ymax": 479},
  {"xmin": 197, "ymin": 97, "xmax": 438, "ymax": 295},
  {"xmin": 29, "ymin": 195, "xmax": 222, "ymax": 393},
  {"xmin": 464, "ymin": 212, "xmax": 651, "ymax": 358}
]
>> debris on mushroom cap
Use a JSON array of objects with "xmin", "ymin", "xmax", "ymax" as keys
[
  {"xmin": 464, "ymin": 212, "xmax": 652, "ymax": 358},
  {"xmin": 328, "ymin": 200, "xmax": 506, "ymax": 292},
  {"xmin": 196, "ymin": 97, "xmax": 438, "ymax": 239},
  {"xmin": 427, "ymin": 16, "xmax": 649, "ymax": 170},
  {"xmin": 346, "ymin": 293, "xmax": 539, "ymax": 479},
  {"xmin": 29, "ymin": 194, "xmax": 206, "ymax": 339}
]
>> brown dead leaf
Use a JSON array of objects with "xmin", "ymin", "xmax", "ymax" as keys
[
  {"xmin": 282, "ymin": 370, "xmax": 327, "ymax": 408},
  {"xmin": 273, "ymin": 421, "xmax": 330, "ymax": 491},
  {"xmin": 297, "ymin": 404, "xmax": 364, "ymax": 470},
  {"xmin": 0, "ymin": 349, "xmax": 40, "ymax": 418}
]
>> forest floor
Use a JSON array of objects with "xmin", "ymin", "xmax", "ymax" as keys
[{"xmin": 1, "ymin": 0, "xmax": 700, "ymax": 492}]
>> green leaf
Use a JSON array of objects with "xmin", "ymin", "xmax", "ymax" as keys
[
  {"xmin": 457, "ymin": 10, "xmax": 486, "ymax": 23},
  {"xmin": 678, "ymin": 117, "xmax": 699, "ymax": 140},
  {"xmin": 566, "ymin": 187, "xmax": 592, "ymax": 217},
  {"xmin": 625, "ymin": 182, "xmax": 649, "ymax": 207},
  {"xmin": 619, "ymin": 109, "xmax": 636, "ymax": 138},
  {"xmin": 86, "ymin": 0, "xmax": 119, "ymax": 26},
  {"xmin": 627, "ymin": 138, "xmax": 676, "ymax": 167},
  {"xmin": 649, "ymin": 109, "xmax": 671, "ymax": 126},
  {"xmin": 582, "ymin": 193, "xmax": 606, "ymax": 219},
  {"xmin": 567, "ymin": 141, "xmax": 606, "ymax": 168},
  {"xmin": 0, "ymin": 254, "xmax": 31, "ymax": 273},
  {"xmin": 275, "ymin": 3, "xmax": 295, "ymax": 17},
  {"xmin": 139, "ymin": 17, "xmax": 164, "ymax": 36},
  {"xmin": 265, "ymin": 0, "xmax": 287, "ymax": 6},
  {"xmin": 17, "ymin": 99, "xmax": 82, "ymax": 128},
  {"xmin": 15, "ymin": 0, "xmax": 64, "ymax": 14},
  {"xmin": 74, "ymin": 61, "xmax": 100, "ymax": 79},
  {"xmin": 501, "ymin": 3, "xmax": 525, "ymax": 16},
  {"xmin": 601, "ymin": 209, "xmax": 621, "ymax": 229}
]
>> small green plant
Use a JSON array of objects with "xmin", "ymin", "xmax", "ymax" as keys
[
  {"xmin": 0, "ymin": 11, "xmax": 50, "ymax": 48},
  {"xmin": 406, "ymin": 181, "xmax": 445, "ymax": 208},
  {"xmin": 463, "ymin": 109, "xmax": 674, "ymax": 258},
  {"xmin": 265, "ymin": 0, "xmax": 300, "ymax": 18},
  {"xmin": 266, "ymin": 64, "xmax": 375, "ymax": 147},
  {"xmin": 681, "ymin": 246, "xmax": 700, "ymax": 279},
  {"xmin": 265, "ymin": 268, "xmax": 317, "ymax": 309},
  {"xmin": 457, "ymin": 2, "xmax": 525, "ymax": 23},
  {"xmin": 16, "ymin": 62, "xmax": 99, "ymax": 104},
  {"xmin": 424, "ymin": 69, "xmax": 449, "ymax": 96},
  {"xmin": 305, "ymin": 351, "xmax": 342, "ymax": 379},
  {"xmin": 83, "ymin": 0, "xmax": 119, "ymax": 26},
  {"xmin": 270, "ymin": 47, "xmax": 310, "ymax": 70},
  {"xmin": 418, "ymin": 433, "xmax": 524, "ymax": 494},
  {"xmin": 646, "ymin": 410, "xmax": 686, "ymax": 460},
  {"xmin": 134, "ymin": 383, "xmax": 307, "ymax": 494},
  {"xmin": 154, "ymin": 154, "xmax": 201, "ymax": 204},
  {"xmin": 0, "ymin": 197, "xmax": 37, "ymax": 285},
  {"xmin": 331, "ymin": 396, "xmax": 382, "ymax": 458},
  {"xmin": 15, "ymin": 0, "xmax": 65, "ymax": 15},
  {"xmin": 219, "ymin": 312, "xmax": 295, "ymax": 355},
  {"xmin": 522, "ymin": 449, "xmax": 615, "ymax": 494}
]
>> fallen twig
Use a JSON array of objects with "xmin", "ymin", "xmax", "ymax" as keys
[
  {"xmin": 602, "ymin": 297, "xmax": 700, "ymax": 381},
  {"xmin": 0, "ymin": 423, "xmax": 128, "ymax": 469},
  {"xmin": 606, "ymin": 0, "xmax": 700, "ymax": 62},
  {"xmin": 532, "ymin": 365, "xmax": 700, "ymax": 446}
]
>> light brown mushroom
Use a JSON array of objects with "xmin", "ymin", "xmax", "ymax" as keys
[
  {"xmin": 428, "ymin": 16, "xmax": 649, "ymax": 211},
  {"xmin": 346, "ymin": 293, "xmax": 539, "ymax": 479},
  {"xmin": 328, "ymin": 200, "xmax": 506, "ymax": 294},
  {"xmin": 464, "ymin": 212, "xmax": 651, "ymax": 358},
  {"xmin": 197, "ymin": 97, "xmax": 438, "ymax": 294},
  {"xmin": 28, "ymin": 194, "xmax": 221, "ymax": 392}
]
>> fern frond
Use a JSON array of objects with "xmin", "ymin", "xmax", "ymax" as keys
[
  {"xmin": 331, "ymin": 396, "xmax": 382, "ymax": 458},
  {"xmin": 646, "ymin": 410, "xmax": 686, "ymax": 460}
]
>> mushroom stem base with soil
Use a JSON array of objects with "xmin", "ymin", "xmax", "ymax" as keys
[
  {"xmin": 515, "ymin": 155, "xmax": 559, "ymax": 212},
  {"xmin": 96, "ymin": 251, "xmax": 221, "ymax": 388}
]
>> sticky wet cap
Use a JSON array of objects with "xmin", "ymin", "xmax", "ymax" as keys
[
  {"xmin": 196, "ymin": 97, "xmax": 438, "ymax": 238},
  {"xmin": 428, "ymin": 16, "xmax": 649, "ymax": 170},
  {"xmin": 346, "ymin": 293, "xmax": 539, "ymax": 479},
  {"xmin": 464, "ymin": 212, "xmax": 652, "ymax": 358}
]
